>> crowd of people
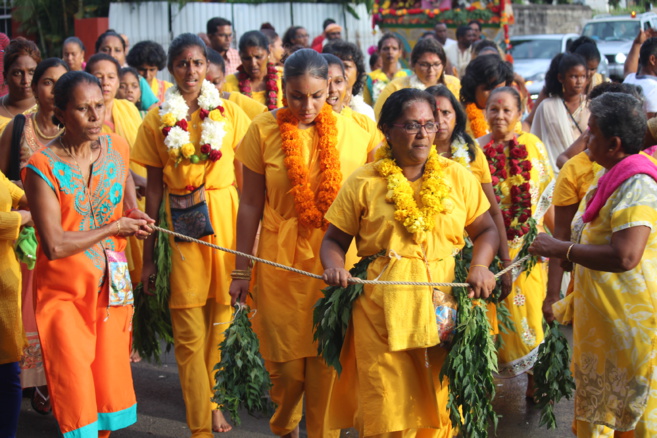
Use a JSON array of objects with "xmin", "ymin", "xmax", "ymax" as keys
[{"xmin": 0, "ymin": 13, "xmax": 657, "ymax": 438}]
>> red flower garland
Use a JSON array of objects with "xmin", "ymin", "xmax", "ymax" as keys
[
  {"xmin": 483, "ymin": 136, "xmax": 533, "ymax": 241},
  {"xmin": 237, "ymin": 63, "xmax": 279, "ymax": 110}
]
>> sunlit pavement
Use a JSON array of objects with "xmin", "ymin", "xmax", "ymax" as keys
[{"xmin": 17, "ymin": 326, "xmax": 575, "ymax": 437}]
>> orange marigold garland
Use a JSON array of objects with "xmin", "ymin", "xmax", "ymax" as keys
[
  {"xmin": 277, "ymin": 104, "xmax": 341, "ymax": 230},
  {"xmin": 465, "ymin": 103, "xmax": 489, "ymax": 139}
]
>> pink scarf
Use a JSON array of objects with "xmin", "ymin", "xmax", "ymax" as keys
[{"xmin": 582, "ymin": 152, "xmax": 657, "ymax": 223}]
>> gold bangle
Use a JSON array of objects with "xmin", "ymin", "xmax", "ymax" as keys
[
  {"xmin": 116, "ymin": 220, "xmax": 121, "ymax": 236},
  {"xmin": 470, "ymin": 264, "xmax": 489, "ymax": 269},
  {"xmin": 566, "ymin": 244, "xmax": 575, "ymax": 262}
]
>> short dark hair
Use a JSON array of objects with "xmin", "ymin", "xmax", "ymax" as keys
[
  {"xmin": 378, "ymin": 88, "xmax": 436, "ymax": 133},
  {"xmin": 207, "ymin": 17, "xmax": 232, "ymax": 35},
  {"xmin": 378, "ymin": 33, "xmax": 404, "ymax": 53},
  {"xmin": 472, "ymin": 40, "xmax": 500, "ymax": 57},
  {"xmin": 460, "ymin": 54, "xmax": 513, "ymax": 105},
  {"xmin": 283, "ymin": 48, "xmax": 329, "ymax": 81},
  {"xmin": 488, "ymin": 86, "xmax": 522, "ymax": 112},
  {"xmin": 282, "ymin": 26, "xmax": 304, "ymax": 48},
  {"xmin": 426, "ymin": 84, "xmax": 476, "ymax": 160},
  {"xmin": 63, "ymin": 36, "xmax": 86, "ymax": 53},
  {"xmin": 95, "ymin": 30, "xmax": 125, "ymax": 53},
  {"xmin": 456, "ymin": 25, "xmax": 472, "ymax": 39},
  {"xmin": 126, "ymin": 40, "xmax": 167, "ymax": 71},
  {"xmin": 589, "ymin": 92, "xmax": 646, "ymax": 155},
  {"xmin": 323, "ymin": 40, "xmax": 366, "ymax": 97},
  {"xmin": 369, "ymin": 52, "xmax": 380, "ymax": 71},
  {"xmin": 544, "ymin": 52, "xmax": 586, "ymax": 97},
  {"xmin": 85, "ymin": 53, "xmax": 121, "ymax": 75},
  {"xmin": 3, "ymin": 37, "xmax": 41, "ymax": 78},
  {"xmin": 119, "ymin": 66, "xmax": 140, "ymax": 82},
  {"xmin": 639, "ymin": 37, "xmax": 657, "ymax": 68},
  {"xmin": 588, "ymin": 81, "xmax": 643, "ymax": 101},
  {"xmin": 32, "ymin": 58, "xmax": 69, "ymax": 88},
  {"xmin": 53, "ymin": 71, "xmax": 101, "ymax": 124},
  {"xmin": 167, "ymin": 33, "xmax": 208, "ymax": 71},
  {"xmin": 238, "ymin": 30, "xmax": 270, "ymax": 54},
  {"xmin": 468, "ymin": 20, "xmax": 482, "ymax": 31},
  {"xmin": 323, "ymin": 18, "xmax": 337, "ymax": 30},
  {"xmin": 568, "ymin": 36, "xmax": 596, "ymax": 53},
  {"xmin": 573, "ymin": 43, "xmax": 601, "ymax": 64},
  {"xmin": 207, "ymin": 48, "xmax": 226, "ymax": 74},
  {"xmin": 322, "ymin": 53, "xmax": 345, "ymax": 76}
]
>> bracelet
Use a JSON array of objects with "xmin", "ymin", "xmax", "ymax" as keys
[
  {"xmin": 470, "ymin": 264, "xmax": 489, "ymax": 269},
  {"xmin": 115, "ymin": 220, "xmax": 121, "ymax": 236},
  {"xmin": 566, "ymin": 244, "xmax": 575, "ymax": 262},
  {"xmin": 231, "ymin": 269, "xmax": 252, "ymax": 281},
  {"xmin": 124, "ymin": 208, "xmax": 138, "ymax": 217}
]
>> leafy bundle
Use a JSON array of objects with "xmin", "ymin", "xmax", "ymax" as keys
[
  {"xmin": 516, "ymin": 218, "xmax": 539, "ymax": 276},
  {"xmin": 132, "ymin": 201, "xmax": 174, "ymax": 363},
  {"xmin": 313, "ymin": 252, "xmax": 383, "ymax": 375},
  {"xmin": 212, "ymin": 305, "xmax": 274, "ymax": 426},
  {"xmin": 442, "ymin": 252, "xmax": 499, "ymax": 437},
  {"xmin": 534, "ymin": 321, "xmax": 575, "ymax": 429}
]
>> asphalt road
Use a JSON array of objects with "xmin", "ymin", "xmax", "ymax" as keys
[{"xmin": 17, "ymin": 326, "xmax": 575, "ymax": 437}]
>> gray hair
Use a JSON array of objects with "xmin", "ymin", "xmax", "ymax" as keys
[{"xmin": 589, "ymin": 92, "xmax": 646, "ymax": 155}]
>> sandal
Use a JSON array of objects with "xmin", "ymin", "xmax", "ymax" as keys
[{"xmin": 31, "ymin": 386, "xmax": 52, "ymax": 415}]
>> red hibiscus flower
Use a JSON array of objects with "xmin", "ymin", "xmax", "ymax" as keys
[{"xmin": 176, "ymin": 119, "xmax": 188, "ymax": 130}]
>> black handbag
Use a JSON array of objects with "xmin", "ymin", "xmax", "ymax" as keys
[{"xmin": 169, "ymin": 184, "xmax": 215, "ymax": 242}]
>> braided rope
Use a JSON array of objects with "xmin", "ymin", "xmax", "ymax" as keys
[{"xmin": 153, "ymin": 225, "xmax": 529, "ymax": 288}]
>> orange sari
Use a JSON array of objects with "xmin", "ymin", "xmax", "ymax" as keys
[{"xmin": 25, "ymin": 134, "xmax": 136, "ymax": 437}]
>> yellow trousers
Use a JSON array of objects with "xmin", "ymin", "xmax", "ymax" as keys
[
  {"xmin": 171, "ymin": 300, "xmax": 232, "ymax": 438},
  {"xmin": 265, "ymin": 357, "xmax": 339, "ymax": 437},
  {"xmin": 367, "ymin": 430, "xmax": 453, "ymax": 438},
  {"xmin": 575, "ymin": 420, "xmax": 634, "ymax": 438}
]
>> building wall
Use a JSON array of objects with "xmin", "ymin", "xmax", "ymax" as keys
[{"xmin": 511, "ymin": 4, "xmax": 594, "ymax": 36}]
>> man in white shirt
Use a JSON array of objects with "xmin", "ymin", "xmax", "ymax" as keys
[
  {"xmin": 445, "ymin": 25, "xmax": 475, "ymax": 77},
  {"xmin": 623, "ymin": 37, "xmax": 657, "ymax": 117},
  {"xmin": 434, "ymin": 23, "xmax": 456, "ymax": 49}
]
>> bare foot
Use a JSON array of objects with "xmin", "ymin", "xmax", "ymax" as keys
[
  {"xmin": 130, "ymin": 349, "xmax": 142, "ymax": 363},
  {"xmin": 526, "ymin": 373, "xmax": 536, "ymax": 402},
  {"xmin": 282, "ymin": 425, "xmax": 300, "ymax": 438},
  {"xmin": 212, "ymin": 410, "xmax": 233, "ymax": 433}
]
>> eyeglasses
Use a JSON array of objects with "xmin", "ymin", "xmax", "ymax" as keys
[
  {"xmin": 417, "ymin": 62, "xmax": 442, "ymax": 70},
  {"xmin": 391, "ymin": 122, "xmax": 438, "ymax": 134}
]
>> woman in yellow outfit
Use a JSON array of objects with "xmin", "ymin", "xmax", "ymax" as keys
[
  {"xmin": 223, "ymin": 31, "xmax": 283, "ymax": 110},
  {"xmin": 476, "ymin": 87, "xmax": 553, "ymax": 388},
  {"xmin": 132, "ymin": 33, "xmax": 251, "ymax": 436},
  {"xmin": 0, "ymin": 38, "xmax": 40, "ymax": 136},
  {"xmin": 87, "ymin": 53, "xmax": 147, "ymax": 285},
  {"xmin": 230, "ymin": 49, "xmax": 376, "ymax": 438},
  {"xmin": 205, "ymin": 48, "xmax": 268, "ymax": 120},
  {"xmin": 364, "ymin": 33, "xmax": 411, "ymax": 106},
  {"xmin": 531, "ymin": 92, "xmax": 657, "ymax": 437},
  {"xmin": 426, "ymin": 85, "xmax": 513, "ymax": 326},
  {"xmin": 321, "ymin": 88, "xmax": 499, "ymax": 437},
  {"xmin": 374, "ymin": 38, "xmax": 460, "ymax": 121}
]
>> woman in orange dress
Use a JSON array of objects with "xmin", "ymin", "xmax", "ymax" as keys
[{"xmin": 24, "ymin": 71, "xmax": 153, "ymax": 438}]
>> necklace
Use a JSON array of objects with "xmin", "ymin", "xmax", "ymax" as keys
[
  {"xmin": 483, "ymin": 135, "xmax": 534, "ymax": 241},
  {"xmin": 374, "ymin": 143, "xmax": 452, "ymax": 243},
  {"xmin": 2, "ymin": 96, "xmax": 15, "ymax": 118},
  {"xmin": 276, "ymin": 103, "xmax": 341, "ymax": 230},
  {"xmin": 409, "ymin": 74, "xmax": 428, "ymax": 91},
  {"xmin": 60, "ymin": 137, "xmax": 94, "ymax": 186},
  {"xmin": 33, "ymin": 112, "xmax": 63, "ymax": 140},
  {"xmin": 237, "ymin": 63, "xmax": 279, "ymax": 110},
  {"xmin": 160, "ymin": 80, "xmax": 227, "ymax": 164}
]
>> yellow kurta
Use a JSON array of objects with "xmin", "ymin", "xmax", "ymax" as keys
[
  {"xmin": 0, "ymin": 105, "xmax": 37, "ymax": 138},
  {"xmin": 373, "ymin": 75, "xmax": 461, "ymax": 121},
  {"xmin": 364, "ymin": 68, "xmax": 412, "ymax": 105},
  {"xmin": 102, "ymin": 98, "xmax": 146, "ymax": 282},
  {"xmin": 340, "ymin": 106, "xmax": 384, "ymax": 150},
  {"xmin": 149, "ymin": 77, "xmax": 173, "ymax": 103},
  {"xmin": 0, "ymin": 171, "xmax": 24, "ymax": 364},
  {"xmin": 223, "ymin": 73, "xmax": 284, "ymax": 108},
  {"xmin": 225, "ymin": 91, "xmax": 267, "ymax": 120},
  {"xmin": 132, "ymin": 99, "xmax": 251, "ymax": 308},
  {"xmin": 496, "ymin": 132, "xmax": 554, "ymax": 377},
  {"xmin": 552, "ymin": 151, "xmax": 601, "ymax": 207},
  {"xmin": 554, "ymin": 173, "xmax": 657, "ymax": 436},
  {"xmin": 325, "ymin": 157, "xmax": 489, "ymax": 435},
  {"xmin": 235, "ymin": 110, "xmax": 374, "ymax": 363}
]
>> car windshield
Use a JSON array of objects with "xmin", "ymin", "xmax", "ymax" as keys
[
  {"xmin": 510, "ymin": 39, "xmax": 561, "ymax": 60},
  {"xmin": 582, "ymin": 20, "xmax": 641, "ymax": 41}
]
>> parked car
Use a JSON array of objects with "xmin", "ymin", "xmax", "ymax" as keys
[
  {"xmin": 509, "ymin": 34, "xmax": 580, "ymax": 100},
  {"xmin": 581, "ymin": 12, "xmax": 657, "ymax": 81}
]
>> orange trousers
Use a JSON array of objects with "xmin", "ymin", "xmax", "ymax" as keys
[{"xmin": 36, "ymin": 286, "xmax": 136, "ymax": 438}]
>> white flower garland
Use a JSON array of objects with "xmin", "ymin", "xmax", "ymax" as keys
[
  {"xmin": 409, "ymin": 74, "xmax": 427, "ymax": 91},
  {"xmin": 450, "ymin": 136, "xmax": 471, "ymax": 169},
  {"xmin": 160, "ymin": 80, "xmax": 227, "ymax": 163}
]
